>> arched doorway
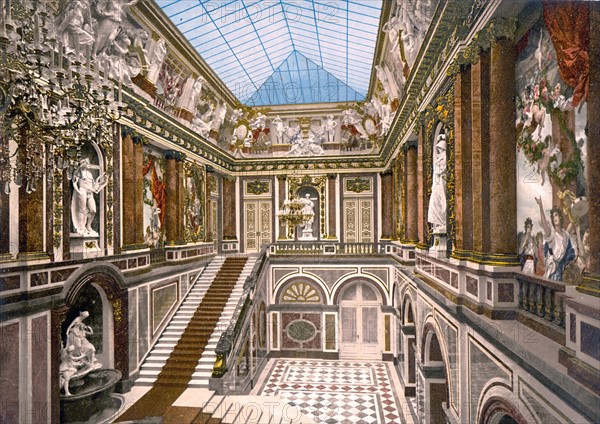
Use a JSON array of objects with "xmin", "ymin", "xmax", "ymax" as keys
[
  {"xmin": 419, "ymin": 324, "xmax": 449, "ymax": 423},
  {"xmin": 339, "ymin": 282, "xmax": 381, "ymax": 360}
]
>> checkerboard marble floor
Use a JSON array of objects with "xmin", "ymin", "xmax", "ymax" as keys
[{"xmin": 253, "ymin": 359, "xmax": 415, "ymax": 424}]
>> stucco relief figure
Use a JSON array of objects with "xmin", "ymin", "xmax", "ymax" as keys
[
  {"xmin": 71, "ymin": 158, "xmax": 108, "ymax": 237},
  {"xmin": 186, "ymin": 76, "xmax": 205, "ymax": 111},
  {"xmin": 518, "ymin": 218, "xmax": 538, "ymax": 274},
  {"xmin": 287, "ymin": 133, "xmax": 325, "ymax": 157},
  {"xmin": 535, "ymin": 196, "xmax": 576, "ymax": 281},
  {"xmin": 272, "ymin": 115, "xmax": 287, "ymax": 143},
  {"xmin": 56, "ymin": 0, "xmax": 94, "ymax": 55},
  {"xmin": 65, "ymin": 311, "xmax": 101, "ymax": 371},
  {"xmin": 211, "ymin": 103, "xmax": 227, "ymax": 132},
  {"xmin": 147, "ymin": 38, "xmax": 167, "ymax": 82},
  {"xmin": 427, "ymin": 134, "xmax": 447, "ymax": 234},
  {"xmin": 375, "ymin": 64, "xmax": 400, "ymax": 101},
  {"xmin": 324, "ymin": 115, "xmax": 337, "ymax": 142},
  {"xmin": 249, "ymin": 112, "xmax": 266, "ymax": 130},
  {"xmin": 93, "ymin": 0, "xmax": 139, "ymax": 56}
]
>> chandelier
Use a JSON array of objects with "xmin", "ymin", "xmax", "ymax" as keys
[
  {"xmin": 0, "ymin": 0, "xmax": 124, "ymax": 194},
  {"xmin": 277, "ymin": 198, "xmax": 307, "ymax": 225}
]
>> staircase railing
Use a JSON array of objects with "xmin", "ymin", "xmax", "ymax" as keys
[{"xmin": 210, "ymin": 245, "xmax": 269, "ymax": 393}]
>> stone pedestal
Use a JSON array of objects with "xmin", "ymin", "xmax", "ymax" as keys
[
  {"xmin": 300, "ymin": 228, "xmax": 316, "ymax": 241},
  {"xmin": 70, "ymin": 235, "xmax": 102, "ymax": 260},
  {"xmin": 429, "ymin": 234, "xmax": 447, "ymax": 258}
]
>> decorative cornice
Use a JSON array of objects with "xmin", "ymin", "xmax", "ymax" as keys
[
  {"xmin": 164, "ymin": 150, "xmax": 186, "ymax": 161},
  {"xmin": 446, "ymin": 17, "xmax": 518, "ymax": 76}
]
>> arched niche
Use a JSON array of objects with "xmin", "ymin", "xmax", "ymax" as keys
[
  {"xmin": 479, "ymin": 397, "xmax": 529, "ymax": 424},
  {"xmin": 59, "ymin": 269, "xmax": 128, "ymax": 380},
  {"xmin": 296, "ymin": 185, "xmax": 320, "ymax": 240}
]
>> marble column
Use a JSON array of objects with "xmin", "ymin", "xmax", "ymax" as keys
[
  {"xmin": 452, "ymin": 66, "xmax": 473, "ymax": 258},
  {"xmin": 417, "ymin": 127, "xmax": 427, "ymax": 247},
  {"xmin": 18, "ymin": 142, "xmax": 45, "ymax": 258},
  {"xmin": 471, "ymin": 51, "xmax": 491, "ymax": 256},
  {"xmin": 380, "ymin": 170, "xmax": 394, "ymax": 239},
  {"xmin": 277, "ymin": 175, "xmax": 287, "ymax": 239},
  {"xmin": 327, "ymin": 174, "xmax": 337, "ymax": 239},
  {"xmin": 222, "ymin": 177, "xmax": 236, "ymax": 239},
  {"xmin": 581, "ymin": 2, "xmax": 600, "ymax": 293},
  {"xmin": 165, "ymin": 150, "xmax": 185, "ymax": 245},
  {"xmin": 406, "ymin": 141, "xmax": 418, "ymax": 243},
  {"xmin": 488, "ymin": 38, "xmax": 517, "ymax": 264},
  {"xmin": 0, "ymin": 186, "xmax": 9, "ymax": 255},
  {"xmin": 121, "ymin": 132, "xmax": 144, "ymax": 247}
]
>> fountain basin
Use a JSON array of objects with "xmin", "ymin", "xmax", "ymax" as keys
[{"xmin": 60, "ymin": 369, "xmax": 122, "ymax": 423}]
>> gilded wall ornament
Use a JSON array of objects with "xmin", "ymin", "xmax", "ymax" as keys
[
  {"xmin": 346, "ymin": 178, "xmax": 371, "ymax": 193},
  {"xmin": 247, "ymin": 180, "xmax": 270, "ymax": 195}
]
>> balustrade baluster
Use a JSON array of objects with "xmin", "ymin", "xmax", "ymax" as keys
[
  {"xmin": 544, "ymin": 287, "xmax": 553, "ymax": 321},
  {"xmin": 528, "ymin": 283, "xmax": 537, "ymax": 313},
  {"xmin": 518, "ymin": 280, "xmax": 525, "ymax": 309},
  {"xmin": 536, "ymin": 285, "xmax": 545, "ymax": 317}
]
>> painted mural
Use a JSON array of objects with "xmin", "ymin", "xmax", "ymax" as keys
[
  {"xmin": 515, "ymin": 13, "xmax": 589, "ymax": 284},
  {"xmin": 184, "ymin": 163, "xmax": 205, "ymax": 243},
  {"xmin": 142, "ymin": 148, "xmax": 166, "ymax": 248}
]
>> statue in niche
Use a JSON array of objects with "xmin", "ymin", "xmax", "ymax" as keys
[
  {"xmin": 535, "ymin": 196, "xmax": 576, "ymax": 281},
  {"xmin": 427, "ymin": 134, "xmax": 447, "ymax": 234},
  {"xmin": 299, "ymin": 193, "xmax": 316, "ymax": 240},
  {"xmin": 59, "ymin": 345, "xmax": 86, "ymax": 396},
  {"xmin": 56, "ymin": 0, "xmax": 94, "ymax": 55},
  {"xmin": 59, "ymin": 311, "xmax": 102, "ymax": 396},
  {"xmin": 65, "ymin": 311, "xmax": 100, "ymax": 369},
  {"xmin": 71, "ymin": 157, "xmax": 108, "ymax": 237},
  {"xmin": 518, "ymin": 218, "xmax": 538, "ymax": 274},
  {"xmin": 93, "ymin": 0, "xmax": 139, "ymax": 57},
  {"xmin": 324, "ymin": 115, "xmax": 337, "ymax": 142}
]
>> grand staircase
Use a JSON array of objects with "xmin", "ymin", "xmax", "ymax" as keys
[{"xmin": 115, "ymin": 255, "xmax": 254, "ymax": 421}]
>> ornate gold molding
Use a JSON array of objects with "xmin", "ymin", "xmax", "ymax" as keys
[{"xmin": 447, "ymin": 17, "xmax": 518, "ymax": 76}]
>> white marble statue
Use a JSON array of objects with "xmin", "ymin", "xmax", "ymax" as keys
[
  {"xmin": 60, "ymin": 311, "xmax": 102, "ymax": 396},
  {"xmin": 300, "ymin": 193, "xmax": 315, "ymax": 232},
  {"xmin": 71, "ymin": 158, "xmax": 107, "ymax": 237},
  {"xmin": 324, "ymin": 114, "xmax": 337, "ymax": 142},
  {"xmin": 59, "ymin": 345, "xmax": 86, "ymax": 396},
  {"xmin": 65, "ymin": 311, "xmax": 101, "ymax": 371},
  {"xmin": 427, "ymin": 134, "xmax": 447, "ymax": 233}
]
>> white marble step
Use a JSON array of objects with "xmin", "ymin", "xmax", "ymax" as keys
[{"xmin": 137, "ymin": 256, "xmax": 256, "ymax": 386}]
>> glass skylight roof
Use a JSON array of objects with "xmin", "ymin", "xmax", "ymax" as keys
[{"xmin": 158, "ymin": 0, "xmax": 383, "ymax": 106}]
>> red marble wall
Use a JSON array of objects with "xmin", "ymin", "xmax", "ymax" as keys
[
  {"xmin": 31, "ymin": 315, "xmax": 48, "ymax": 424},
  {"xmin": 0, "ymin": 322, "xmax": 20, "ymax": 423}
]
